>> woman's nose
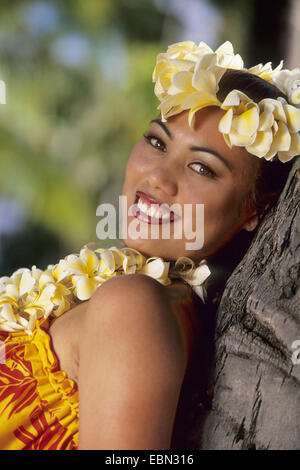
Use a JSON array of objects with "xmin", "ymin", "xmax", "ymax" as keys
[{"xmin": 147, "ymin": 165, "xmax": 178, "ymax": 197}]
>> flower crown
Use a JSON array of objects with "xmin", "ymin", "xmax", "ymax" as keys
[
  {"xmin": 0, "ymin": 244, "xmax": 211, "ymax": 334},
  {"xmin": 152, "ymin": 40, "xmax": 300, "ymax": 163}
]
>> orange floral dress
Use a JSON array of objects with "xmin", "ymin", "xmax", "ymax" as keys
[{"xmin": 0, "ymin": 318, "xmax": 78, "ymax": 450}]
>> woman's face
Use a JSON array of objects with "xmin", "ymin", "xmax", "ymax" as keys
[{"xmin": 121, "ymin": 107, "xmax": 260, "ymax": 262}]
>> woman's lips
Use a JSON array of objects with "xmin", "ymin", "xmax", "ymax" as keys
[
  {"xmin": 136, "ymin": 190, "xmax": 163, "ymax": 206},
  {"xmin": 132, "ymin": 191, "xmax": 180, "ymax": 225}
]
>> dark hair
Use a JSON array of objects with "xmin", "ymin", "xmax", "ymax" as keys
[{"xmin": 217, "ymin": 69, "xmax": 296, "ymax": 218}]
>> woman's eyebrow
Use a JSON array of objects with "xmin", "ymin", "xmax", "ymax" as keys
[
  {"xmin": 150, "ymin": 119, "xmax": 173, "ymax": 139},
  {"xmin": 190, "ymin": 146, "xmax": 233, "ymax": 172}
]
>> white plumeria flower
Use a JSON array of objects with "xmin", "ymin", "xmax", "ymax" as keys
[
  {"xmin": 273, "ymin": 68, "xmax": 300, "ymax": 106},
  {"xmin": 219, "ymin": 91, "xmax": 300, "ymax": 162},
  {"xmin": 0, "ymin": 303, "xmax": 24, "ymax": 332},
  {"xmin": 0, "ymin": 276, "xmax": 11, "ymax": 295},
  {"xmin": 51, "ymin": 258, "xmax": 71, "ymax": 282},
  {"xmin": 155, "ymin": 40, "xmax": 243, "ymax": 70},
  {"xmin": 96, "ymin": 246, "xmax": 146, "ymax": 275},
  {"xmin": 153, "ymin": 40, "xmax": 244, "ymax": 125},
  {"xmin": 119, "ymin": 247, "xmax": 146, "ymax": 273},
  {"xmin": 219, "ymin": 90, "xmax": 260, "ymax": 148},
  {"xmin": 213, "ymin": 40, "xmax": 244, "ymax": 69},
  {"xmin": 22, "ymin": 283, "xmax": 56, "ymax": 317},
  {"xmin": 245, "ymin": 98, "xmax": 289, "ymax": 160},
  {"xmin": 38, "ymin": 269, "xmax": 73, "ymax": 317},
  {"xmin": 248, "ymin": 60, "xmax": 283, "ymax": 82},
  {"xmin": 4, "ymin": 269, "xmax": 36, "ymax": 298},
  {"xmin": 139, "ymin": 257, "xmax": 171, "ymax": 286},
  {"xmin": 0, "ymin": 269, "xmax": 57, "ymax": 333},
  {"xmin": 61, "ymin": 246, "xmax": 103, "ymax": 301},
  {"xmin": 172, "ymin": 257, "xmax": 211, "ymax": 302}
]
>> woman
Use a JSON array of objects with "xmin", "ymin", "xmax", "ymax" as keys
[{"xmin": 0, "ymin": 40, "xmax": 298, "ymax": 450}]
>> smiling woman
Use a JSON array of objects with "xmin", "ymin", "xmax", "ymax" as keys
[{"xmin": 0, "ymin": 40, "xmax": 299, "ymax": 450}]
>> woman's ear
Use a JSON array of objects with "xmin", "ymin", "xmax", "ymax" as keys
[
  {"xmin": 242, "ymin": 212, "xmax": 259, "ymax": 232},
  {"xmin": 242, "ymin": 200, "xmax": 272, "ymax": 232}
]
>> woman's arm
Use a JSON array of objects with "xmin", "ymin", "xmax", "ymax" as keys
[{"xmin": 78, "ymin": 273, "xmax": 187, "ymax": 450}]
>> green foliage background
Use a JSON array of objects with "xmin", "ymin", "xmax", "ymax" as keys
[{"xmin": 0, "ymin": 0, "xmax": 168, "ymax": 273}]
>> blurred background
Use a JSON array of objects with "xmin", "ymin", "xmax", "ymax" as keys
[{"xmin": 0, "ymin": 0, "xmax": 298, "ymax": 275}]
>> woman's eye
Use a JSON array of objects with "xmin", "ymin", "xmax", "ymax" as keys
[
  {"xmin": 189, "ymin": 162, "xmax": 216, "ymax": 178},
  {"xmin": 143, "ymin": 134, "xmax": 166, "ymax": 152}
]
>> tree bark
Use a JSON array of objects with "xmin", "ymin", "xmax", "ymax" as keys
[{"xmin": 172, "ymin": 156, "xmax": 300, "ymax": 450}]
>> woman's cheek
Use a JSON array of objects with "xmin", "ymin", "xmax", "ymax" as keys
[{"xmin": 199, "ymin": 190, "xmax": 240, "ymax": 245}]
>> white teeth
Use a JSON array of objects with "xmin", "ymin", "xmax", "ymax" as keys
[
  {"xmin": 150, "ymin": 206, "xmax": 158, "ymax": 217},
  {"xmin": 137, "ymin": 199, "xmax": 148, "ymax": 213},
  {"xmin": 137, "ymin": 197, "xmax": 171, "ymax": 219}
]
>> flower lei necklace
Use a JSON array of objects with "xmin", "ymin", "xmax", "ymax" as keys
[{"xmin": 0, "ymin": 243, "xmax": 211, "ymax": 334}]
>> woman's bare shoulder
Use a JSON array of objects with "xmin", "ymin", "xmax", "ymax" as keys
[
  {"xmin": 78, "ymin": 273, "xmax": 191, "ymax": 449},
  {"xmin": 48, "ymin": 273, "xmax": 203, "ymax": 385},
  {"xmin": 47, "ymin": 274, "xmax": 170, "ymax": 383},
  {"xmin": 89, "ymin": 273, "xmax": 196, "ymax": 327},
  {"xmin": 91, "ymin": 272, "xmax": 195, "ymax": 306},
  {"xmin": 87, "ymin": 273, "xmax": 181, "ymax": 333},
  {"xmin": 87, "ymin": 273, "xmax": 202, "ymax": 368},
  {"xmin": 91, "ymin": 272, "xmax": 168, "ymax": 301}
]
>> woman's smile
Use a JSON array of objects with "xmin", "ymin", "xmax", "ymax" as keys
[{"xmin": 132, "ymin": 191, "xmax": 180, "ymax": 225}]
